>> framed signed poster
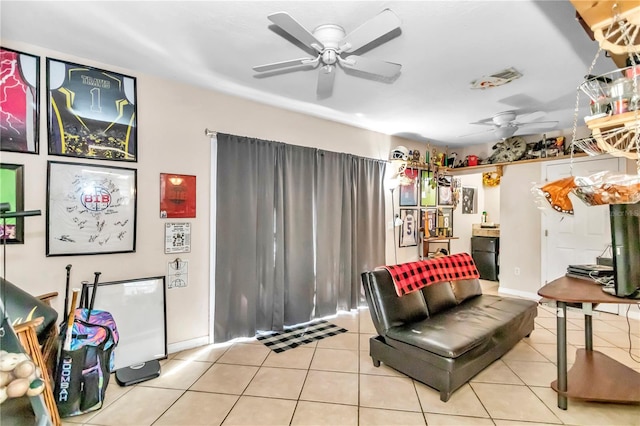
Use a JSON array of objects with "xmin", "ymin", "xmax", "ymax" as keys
[
  {"xmin": 46, "ymin": 58, "xmax": 137, "ymax": 161},
  {"xmin": 0, "ymin": 47, "xmax": 39, "ymax": 154},
  {"xmin": 46, "ymin": 161, "xmax": 137, "ymax": 256}
]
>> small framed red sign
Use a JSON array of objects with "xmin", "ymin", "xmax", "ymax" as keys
[{"xmin": 160, "ymin": 173, "xmax": 196, "ymax": 218}]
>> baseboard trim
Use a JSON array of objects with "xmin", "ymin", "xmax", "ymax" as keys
[
  {"xmin": 619, "ymin": 308, "xmax": 640, "ymax": 321},
  {"xmin": 498, "ymin": 287, "xmax": 541, "ymax": 301},
  {"xmin": 167, "ymin": 336, "xmax": 209, "ymax": 354}
]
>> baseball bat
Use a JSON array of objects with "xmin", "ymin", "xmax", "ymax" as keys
[
  {"xmin": 63, "ymin": 264, "xmax": 72, "ymax": 323},
  {"xmin": 64, "ymin": 288, "xmax": 80, "ymax": 351},
  {"xmin": 87, "ymin": 272, "xmax": 101, "ymax": 322}
]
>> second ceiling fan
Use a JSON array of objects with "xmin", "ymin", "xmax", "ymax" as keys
[
  {"xmin": 253, "ymin": 9, "xmax": 403, "ymax": 98},
  {"xmin": 461, "ymin": 110, "xmax": 559, "ymax": 140}
]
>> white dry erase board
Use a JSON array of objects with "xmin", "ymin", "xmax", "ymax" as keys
[{"xmin": 83, "ymin": 276, "xmax": 167, "ymax": 371}]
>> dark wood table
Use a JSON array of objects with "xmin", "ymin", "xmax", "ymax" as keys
[{"xmin": 538, "ymin": 276, "xmax": 640, "ymax": 410}]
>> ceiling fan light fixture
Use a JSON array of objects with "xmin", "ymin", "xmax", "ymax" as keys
[
  {"xmin": 494, "ymin": 126, "xmax": 517, "ymax": 139},
  {"xmin": 254, "ymin": 10, "xmax": 402, "ymax": 97},
  {"xmin": 322, "ymin": 49, "xmax": 338, "ymax": 65}
]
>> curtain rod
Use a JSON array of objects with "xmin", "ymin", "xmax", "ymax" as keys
[{"xmin": 204, "ymin": 128, "xmax": 217, "ymax": 137}]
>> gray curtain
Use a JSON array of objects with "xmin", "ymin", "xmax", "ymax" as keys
[{"xmin": 214, "ymin": 134, "xmax": 385, "ymax": 342}]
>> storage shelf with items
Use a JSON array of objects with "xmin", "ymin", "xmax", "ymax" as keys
[
  {"xmin": 533, "ymin": 1, "xmax": 640, "ymax": 220},
  {"xmin": 388, "ymin": 145, "xmax": 461, "ymax": 260},
  {"xmin": 576, "ymin": 66, "xmax": 640, "ymax": 160},
  {"xmin": 570, "ymin": 3, "xmax": 640, "ymax": 163}
]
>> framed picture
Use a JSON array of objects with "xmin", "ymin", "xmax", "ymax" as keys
[
  {"xmin": 160, "ymin": 173, "xmax": 196, "ymax": 218},
  {"xmin": 399, "ymin": 168, "xmax": 419, "ymax": 206},
  {"xmin": 438, "ymin": 207, "xmax": 454, "ymax": 237},
  {"xmin": 46, "ymin": 161, "xmax": 137, "ymax": 256},
  {"xmin": 437, "ymin": 175, "xmax": 453, "ymax": 206},
  {"xmin": 0, "ymin": 47, "xmax": 39, "ymax": 154},
  {"xmin": 420, "ymin": 169, "xmax": 436, "ymax": 207},
  {"xmin": 0, "ymin": 164, "xmax": 24, "ymax": 243},
  {"xmin": 422, "ymin": 208, "xmax": 437, "ymax": 238},
  {"xmin": 399, "ymin": 208, "xmax": 418, "ymax": 247},
  {"xmin": 164, "ymin": 222, "xmax": 191, "ymax": 254},
  {"xmin": 462, "ymin": 186, "xmax": 477, "ymax": 214},
  {"xmin": 46, "ymin": 58, "xmax": 137, "ymax": 161}
]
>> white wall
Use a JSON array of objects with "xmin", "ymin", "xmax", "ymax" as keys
[
  {"xmin": 450, "ymin": 173, "xmax": 483, "ymax": 255},
  {"xmin": 1, "ymin": 40, "xmax": 415, "ymax": 349},
  {"xmin": 498, "ymin": 162, "xmax": 542, "ymax": 298}
]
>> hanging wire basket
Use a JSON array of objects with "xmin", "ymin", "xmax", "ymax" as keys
[
  {"xmin": 573, "ymin": 64, "xmax": 640, "ymax": 159},
  {"xmin": 572, "ymin": 171, "xmax": 640, "ymax": 206},
  {"xmin": 579, "ymin": 65, "xmax": 640, "ymax": 107},
  {"xmin": 573, "ymin": 124, "xmax": 640, "ymax": 159},
  {"xmin": 535, "ymin": 3, "xmax": 640, "ymax": 214}
]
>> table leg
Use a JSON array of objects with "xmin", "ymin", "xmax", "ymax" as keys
[
  {"xmin": 583, "ymin": 303, "xmax": 593, "ymax": 351},
  {"xmin": 557, "ymin": 301, "xmax": 568, "ymax": 410}
]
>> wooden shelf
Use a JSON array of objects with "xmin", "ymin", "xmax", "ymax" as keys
[
  {"xmin": 585, "ymin": 110, "xmax": 640, "ymax": 132},
  {"xmin": 551, "ymin": 349, "xmax": 640, "ymax": 403},
  {"xmin": 443, "ymin": 153, "xmax": 591, "ymax": 174},
  {"xmin": 571, "ymin": 0, "xmax": 640, "ymax": 68}
]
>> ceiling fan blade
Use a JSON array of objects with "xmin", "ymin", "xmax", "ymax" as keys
[
  {"xmin": 470, "ymin": 120, "xmax": 496, "ymax": 126},
  {"xmin": 458, "ymin": 128, "xmax": 495, "ymax": 138},
  {"xmin": 339, "ymin": 9, "xmax": 401, "ymax": 53},
  {"xmin": 339, "ymin": 55, "xmax": 401, "ymax": 78},
  {"xmin": 317, "ymin": 65, "xmax": 336, "ymax": 98},
  {"xmin": 268, "ymin": 12, "xmax": 324, "ymax": 52},
  {"xmin": 253, "ymin": 57, "xmax": 318, "ymax": 72},
  {"xmin": 518, "ymin": 120, "xmax": 558, "ymax": 129},
  {"xmin": 516, "ymin": 110, "xmax": 546, "ymax": 123}
]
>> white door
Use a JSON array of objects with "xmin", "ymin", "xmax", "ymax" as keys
[{"xmin": 542, "ymin": 156, "xmax": 624, "ymax": 314}]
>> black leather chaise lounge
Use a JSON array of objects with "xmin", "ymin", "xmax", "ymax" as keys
[{"xmin": 361, "ymin": 264, "xmax": 537, "ymax": 401}]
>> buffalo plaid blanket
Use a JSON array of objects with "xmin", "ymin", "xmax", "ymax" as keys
[{"xmin": 379, "ymin": 253, "xmax": 479, "ymax": 296}]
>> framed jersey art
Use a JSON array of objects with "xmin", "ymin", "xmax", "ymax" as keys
[
  {"xmin": 47, "ymin": 58, "xmax": 137, "ymax": 161},
  {"xmin": 0, "ymin": 47, "xmax": 39, "ymax": 154}
]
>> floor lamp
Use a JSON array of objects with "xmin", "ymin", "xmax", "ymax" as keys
[{"xmin": 386, "ymin": 179, "xmax": 402, "ymax": 265}]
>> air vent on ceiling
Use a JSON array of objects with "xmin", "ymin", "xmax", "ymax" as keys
[{"xmin": 470, "ymin": 67, "xmax": 523, "ymax": 89}]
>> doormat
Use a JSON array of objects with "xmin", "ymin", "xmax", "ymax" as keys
[{"xmin": 257, "ymin": 319, "xmax": 348, "ymax": 353}]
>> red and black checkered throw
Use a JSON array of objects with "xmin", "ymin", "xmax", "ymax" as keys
[{"xmin": 379, "ymin": 253, "xmax": 479, "ymax": 296}]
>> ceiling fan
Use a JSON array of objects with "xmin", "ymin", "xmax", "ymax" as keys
[
  {"xmin": 253, "ymin": 9, "xmax": 402, "ymax": 98},
  {"xmin": 461, "ymin": 110, "xmax": 559, "ymax": 140}
]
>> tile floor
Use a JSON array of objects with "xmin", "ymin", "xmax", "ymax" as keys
[{"xmin": 62, "ymin": 282, "xmax": 640, "ymax": 426}]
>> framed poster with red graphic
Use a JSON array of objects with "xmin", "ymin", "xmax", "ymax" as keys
[
  {"xmin": 399, "ymin": 168, "xmax": 419, "ymax": 206},
  {"xmin": 46, "ymin": 58, "xmax": 137, "ymax": 161},
  {"xmin": 0, "ymin": 47, "xmax": 39, "ymax": 154},
  {"xmin": 160, "ymin": 173, "xmax": 196, "ymax": 218},
  {"xmin": 46, "ymin": 161, "xmax": 137, "ymax": 256}
]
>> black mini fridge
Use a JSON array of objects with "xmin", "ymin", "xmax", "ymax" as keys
[{"xmin": 471, "ymin": 236, "xmax": 499, "ymax": 281}]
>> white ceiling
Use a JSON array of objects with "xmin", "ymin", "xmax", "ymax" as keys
[{"xmin": 1, "ymin": 1, "xmax": 612, "ymax": 147}]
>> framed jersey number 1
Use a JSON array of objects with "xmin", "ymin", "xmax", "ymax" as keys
[{"xmin": 46, "ymin": 58, "xmax": 137, "ymax": 162}]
